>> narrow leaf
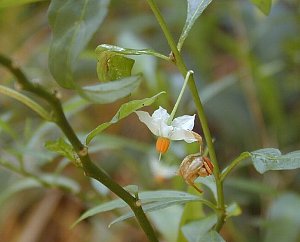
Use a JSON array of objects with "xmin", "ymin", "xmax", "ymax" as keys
[
  {"xmin": 109, "ymin": 199, "xmax": 202, "ymax": 228},
  {"xmin": 182, "ymin": 214, "xmax": 217, "ymax": 242},
  {"xmin": 178, "ymin": 0, "xmax": 213, "ymax": 51},
  {"xmin": 250, "ymin": 148, "xmax": 300, "ymax": 173},
  {"xmin": 79, "ymin": 75, "xmax": 142, "ymax": 104},
  {"xmin": 45, "ymin": 138, "xmax": 74, "ymax": 160},
  {"xmin": 250, "ymin": 0, "xmax": 272, "ymax": 15},
  {"xmin": 85, "ymin": 91, "xmax": 165, "ymax": 144},
  {"xmin": 0, "ymin": 85, "xmax": 52, "ymax": 121},
  {"xmin": 72, "ymin": 199, "xmax": 127, "ymax": 228},
  {"xmin": 72, "ymin": 190, "xmax": 207, "ymax": 227},
  {"xmin": 0, "ymin": 0, "xmax": 44, "ymax": 8},
  {"xmin": 139, "ymin": 190, "xmax": 200, "ymax": 202},
  {"xmin": 48, "ymin": 0, "xmax": 109, "ymax": 88},
  {"xmin": 95, "ymin": 44, "xmax": 169, "ymax": 61},
  {"xmin": 41, "ymin": 174, "xmax": 80, "ymax": 193},
  {"xmin": 195, "ymin": 175, "xmax": 217, "ymax": 201},
  {"xmin": 109, "ymin": 190, "xmax": 214, "ymax": 227}
]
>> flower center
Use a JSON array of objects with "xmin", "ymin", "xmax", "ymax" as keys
[{"xmin": 156, "ymin": 137, "xmax": 170, "ymax": 154}]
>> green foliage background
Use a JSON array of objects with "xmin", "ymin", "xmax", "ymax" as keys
[{"xmin": 0, "ymin": 0, "xmax": 299, "ymax": 241}]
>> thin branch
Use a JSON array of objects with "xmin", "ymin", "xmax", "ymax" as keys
[
  {"xmin": 0, "ymin": 53, "xmax": 158, "ymax": 242},
  {"xmin": 221, "ymin": 152, "xmax": 251, "ymax": 182}
]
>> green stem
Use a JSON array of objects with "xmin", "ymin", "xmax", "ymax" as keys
[
  {"xmin": 146, "ymin": 0, "xmax": 226, "ymax": 231},
  {"xmin": 168, "ymin": 70, "xmax": 194, "ymax": 124},
  {"xmin": 0, "ymin": 53, "xmax": 158, "ymax": 242},
  {"xmin": 0, "ymin": 85, "xmax": 52, "ymax": 121},
  {"xmin": 220, "ymin": 152, "xmax": 251, "ymax": 182}
]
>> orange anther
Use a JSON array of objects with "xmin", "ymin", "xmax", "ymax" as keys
[{"xmin": 156, "ymin": 137, "xmax": 170, "ymax": 154}]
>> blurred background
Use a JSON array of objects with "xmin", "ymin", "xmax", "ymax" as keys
[{"xmin": 0, "ymin": 0, "xmax": 299, "ymax": 241}]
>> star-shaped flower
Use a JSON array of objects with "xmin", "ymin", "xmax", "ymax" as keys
[{"xmin": 135, "ymin": 106, "xmax": 201, "ymax": 154}]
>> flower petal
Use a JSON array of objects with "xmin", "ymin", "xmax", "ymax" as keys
[
  {"xmin": 169, "ymin": 129, "xmax": 201, "ymax": 143},
  {"xmin": 135, "ymin": 111, "xmax": 160, "ymax": 136},
  {"xmin": 152, "ymin": 106, "xmax": 170, "ymax": 123},
  {"xmin": 172, "ymin": 114, "xmax": 195, "ymax": 130},
  {"xmin": 159, "ymin": 123, "xmax": 173, "ymax": 138}
]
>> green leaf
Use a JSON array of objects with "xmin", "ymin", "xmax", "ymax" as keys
[
  {"xmin": 45, "ymin": 138, "xmax": 74, "ymax": 160},
  {"xmin": 79, "ymin": 75, "xmax": 142, "ymax": 104},
  {"xmin": 108, "ymin": 199, "xmax": 192, "ymax": 228},
  {"xmin": 95, "ymin": 44, "xmax": 169, "ymax": 61},
  {"xmin": 72, "ymin": 190, "xmax": 208, "ymax": 227},
  {"xmin": 109, "ymin": 190, "xmax": 213, "ymax": 227},
  {"xmin": 139, "ymin": 190, "xmax": 201, "ymax": 202},
  {"xmin": 197, "ymin": 231, "xmax": 225, "ymax": 242},
  {"xmin": 41, "ymin": 174, "xmax": 80, "ymax": 193},
  {"xmin": 178, "ymin": 0, "xmax": 213, "ymax": 51},
  {"xmin": 85, "ymin": 91, "xmax": 165, "ymax": 144},
  {"xmin": 0, "ymin": 0, "xmax": 44, "ymax": 8},
  {"xmin": 96, "ymin": 51, "xmax": 135, "ymax": 82},
  {"xmin": 149, "ymin": 206, "xmax": 183, "ymax": 242},
  {"xmin": 182, "ymin": 214, "xmax": 217, "ymax": 242},
  {"xmin": 72, "ymin": 198, "xmax": 127, "ymax": 228},
  {"xmin": 264, "ymin": 193, "xmax": 300, "ymax": 242},
  {"xmin": 48, "ymin": 0, "xmax": 109, "ymax": 88},
  {"xmin": 250, "ymin": 148, "xmax": 300, "ymax": 173},
  {"xmin": 195, "ymin": 175, "xmax": 217, "ymax": 201},
  {"xmin": 250, "ymin": 0, "xmax": 272, "ymax": 15},
  {"xmin": 177, "ymin": 188, "xmax": 206, "ymax": 242}
]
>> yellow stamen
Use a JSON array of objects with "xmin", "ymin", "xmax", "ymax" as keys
[{"xmin": 156, "ymin": 137, "xmax": 170, "ymax": 154}]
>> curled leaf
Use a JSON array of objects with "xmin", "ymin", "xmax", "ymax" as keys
[{"xmin": 97, "ymin": 51, "xmax": 135, "ymax": 82}]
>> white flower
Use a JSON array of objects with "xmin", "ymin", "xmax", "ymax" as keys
[{"xmin": 135, "ymin": 106, "xmax": 201, "ymax": 144}]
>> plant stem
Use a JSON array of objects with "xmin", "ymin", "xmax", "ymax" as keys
[
  {"xmin": 146, "ymin": 0, "xmax": 226, "ymax": 231},
  {"xmin": 220, "ymin": 152, "xmax": 251, "ymax": 182},
  {"xmin": 0, "ymin": 85, "xmax": 52, "ymax": 121},
  {"xmin": 0, "ymin": 53, "xmax": 158, "ymax": 242},
  {"xmin": 168, "ymin": 70, "xmax": 194, "ymax": 124}
]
